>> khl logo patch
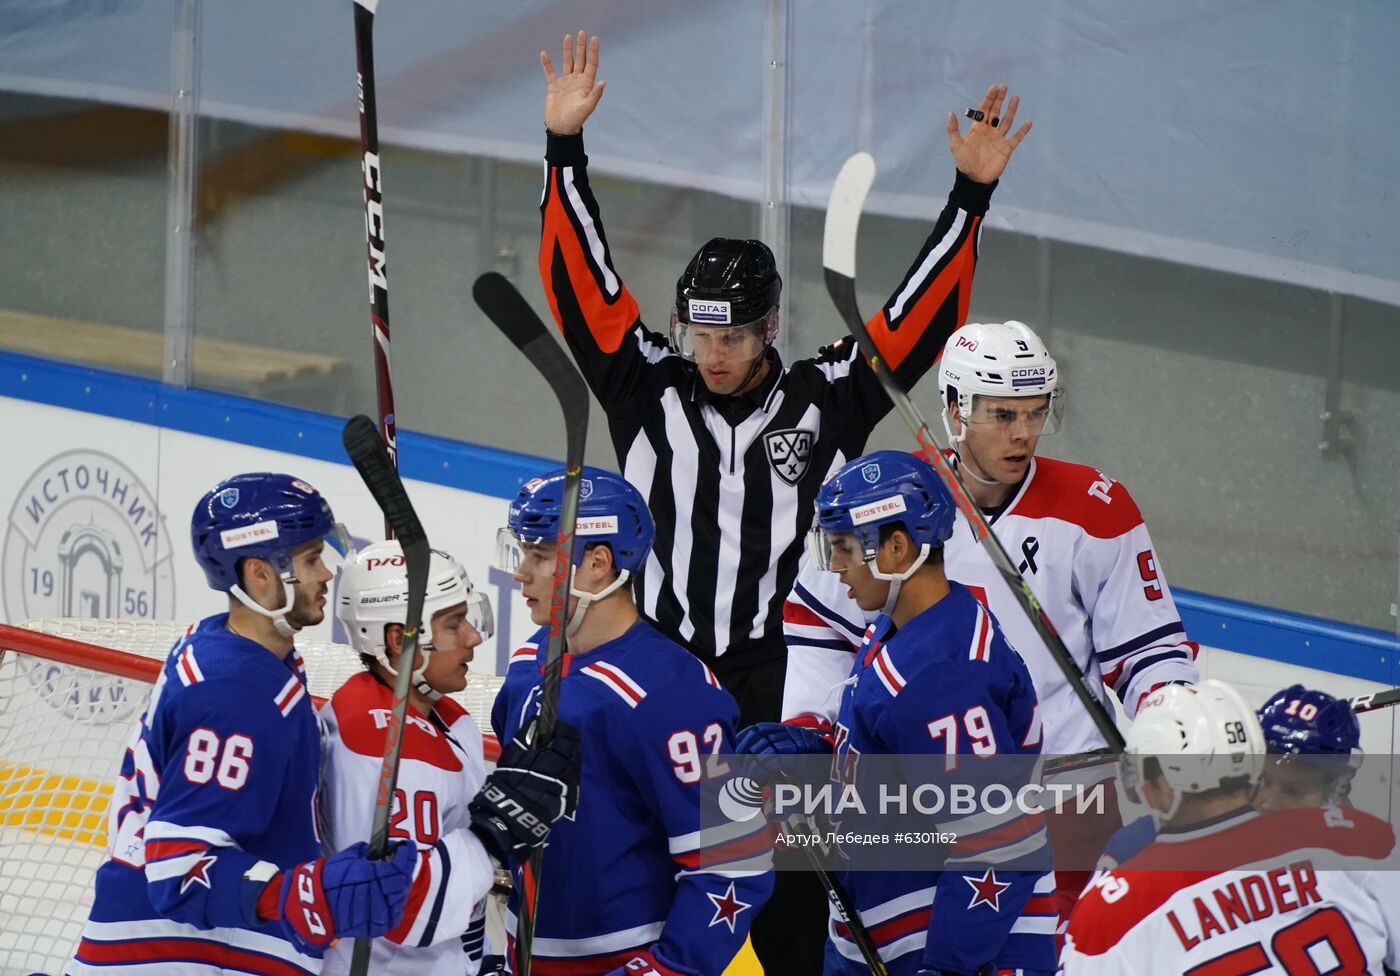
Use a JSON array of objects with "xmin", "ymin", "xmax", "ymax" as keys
[{"xmin": 763, "ymin": 429, "xmax": 814, "ymax": 486}]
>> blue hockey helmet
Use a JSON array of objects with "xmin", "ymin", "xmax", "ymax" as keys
[
  {"xmin": 191, "ymin": 472, "xmax": 344, "ymax": 591},
  {"xmin": 809, "ymin": 451, "xmax": 955, "ymax": 568},
  {"xmin": 498, "ymin": 467, "xmax": 653, "ymax": 575},
  {"xmin": 1257, "ymin": 685, "xmax": 1360, "ymax": 758},
  {"xmin": 1256, "ymin": 684, "xmax": 1362, "ymax": 803}
]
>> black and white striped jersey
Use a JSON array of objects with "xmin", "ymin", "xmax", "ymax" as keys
[{"xmin": 538, "ymin": 131, "xmax": 995, "ymax": 662}]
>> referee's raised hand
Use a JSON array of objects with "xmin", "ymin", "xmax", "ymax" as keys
[
  {"xmin": 947, "ymin": 83, "xmax": 1032, "ymax": 184},
  {"xmin": 541, "ymin": 30, "xmax": 605, "ymax": 136}
]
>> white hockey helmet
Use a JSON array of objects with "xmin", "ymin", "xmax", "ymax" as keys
[
  {"xmin": 336, "ymin": 540, "xmax": 493, "ymax": 700},
  {"xmin": 1121, "ymin": 679, "xmax": 1266, "ymax": 822},
  {"xmin": 937, "ymin": 321, "xmax": 1062, "ymax": 446}
]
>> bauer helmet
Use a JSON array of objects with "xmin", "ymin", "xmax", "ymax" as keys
[
  {"xmin": 191, "ymin": 473, "xmax": 350, "ymax": 636},
  {"xmin": 937, "ymin": 321, "xmax": 1062, "ymax": 446},
  {"xmin": 496, "ymin": 467, "xmax": 653, "ymax": 635},
  {"xmin": 669, "ymin": 238, "xmax": 781, "ymax": 360},
  {"xmin": 337, "ymin": 541, "xmax": 493, "ymax": 701},
  {"xmin": 1121, "ymin": 680, "xmax": 1266, "ymax": 823},
  {"xmin": 807, "ymin": 450, "xmax": 955, "ymax": 615},
  {"xmin": 1256, "ymin": 684, "xmax": 1362, "ymax": 805}
]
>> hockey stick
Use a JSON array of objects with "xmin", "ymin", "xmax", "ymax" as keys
[
  {"xmin": 341, "ymin": 413, "xmax": 431, "ymax": 976},
  {"xmin": 1041, "ymin": 683, "xmax": 1400, "ymax": 778},
  {"xmin": 472, "ymin": 271, "xmax": 589, "ymax": 976},
  {"xmin": 790, "ymin": 816, "xmax": 890, "ymax": 976},
  {"xmin": 822, "ymin": 152, "xmax": 1126, "ymax": 753},
  {"xmin": 353, "ymin": 0, "xmax": 397, "ymax": 533}
]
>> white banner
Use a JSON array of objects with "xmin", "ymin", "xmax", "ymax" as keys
[{"xmin": 0, "ymin": 397, "xmax": 534, "ymax": 677}]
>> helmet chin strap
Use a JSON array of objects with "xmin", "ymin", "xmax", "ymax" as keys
[
  {"xmin": 230, "ymin": 576, "xmax": 300, "ymax": 637},
  {"xmin": 869, "ymin": 544, "xmax": 932, "ymax": 616},
  {"xmin": 374, "ymin": 641, "xmax": 442, "ymax": 702},
  {"xmin": 943, "ymin": 422, "xmax": 1001, "ymax": 488},
  {"xmin": 564, "ymin": 570, "xmax": 633, "ymax": 638}
]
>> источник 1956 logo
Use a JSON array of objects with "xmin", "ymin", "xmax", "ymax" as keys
[{"xmin": 4, "ymin": 450, "xmax": 175, "ymax": 622}]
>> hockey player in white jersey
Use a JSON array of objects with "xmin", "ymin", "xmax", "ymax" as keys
[
  {"xmin": 1063, "ymin": 680, "xmax": 1400, "ymax": 975},
  {"xmin": 322, "ymin": 540, "xmax": 582, "ymax": 976},
  {"xmin": 781, "ymin": 321, "xmax": 1199, "ymax": 919},
  {"xmin": 67, "ymin": 473, "xmax": 416, "ymax": 976}
]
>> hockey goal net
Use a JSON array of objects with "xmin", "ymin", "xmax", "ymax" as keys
[{"xmin": 0, "ymin": 618, "xmax": 505, "ymax": 976}]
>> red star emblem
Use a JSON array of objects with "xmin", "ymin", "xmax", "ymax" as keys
[
  {"xmin": 706, "ymin": 881, "xmax": 751, "ymax": 933},
  {"xmin": 964, "ymin": 868, "xmax": 1011, "ymax": 911},
  {"xmin": 180, "ymin": 854, "xmax": 217, "ymax": 894}
]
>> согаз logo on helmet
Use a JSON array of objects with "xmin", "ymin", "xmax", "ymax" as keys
[{"xmin": 3, "ymin": 450, "xmax": 175, "ymax": 622}]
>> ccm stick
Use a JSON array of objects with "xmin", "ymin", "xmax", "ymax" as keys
[
  {"xmin": 821, "ymin": 152, "xmax": 1126, "ymax": 754},
  {"xmin": 353, "ymin": 0, "xmax": 397, "ymax": 536},
  {"xmin": 472, "ymin": 272, "xmax": 588, "ymax": 976},
  {"xmin": 341, "ymin": 414, "xmax": 431, "ymax": 976}
]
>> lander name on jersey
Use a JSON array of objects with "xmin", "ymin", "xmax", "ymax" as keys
[
  {"xmin": 320, "ymin": 671, "xmax": 494, "ymax": 976},
  {"xmin": 1063, "ymin": 807, "xmax": 1400, "ymax": 974},
  {"xmin": 66, "ymin": 614, "xmax": 323, "ymax": 976},
  {"xmin": 784, "ymin": 456, "xmax": 1199, "ymax": 755},
  {"xmin": 825, "ymin": 584, "xmax": 1058, "ymax": 976},
  {"xmin": 540, "ymin": 129, "xmax": 994, "ymax": 662},
  {"xmin": 492, "ymin": 621, "xmax": 774, "ymax": 976}
]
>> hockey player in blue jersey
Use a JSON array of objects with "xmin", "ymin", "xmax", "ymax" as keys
[
  {"xmin": 491, "ymin": 467, "xmax": 775, "ymax": 976},
  {"xmin": 734, "ymin": 451, "xmax": 1057, "ymax": 976},
  {"xmin": 66, "ymin": 473, "xmax": 416, "ymax": 976}
]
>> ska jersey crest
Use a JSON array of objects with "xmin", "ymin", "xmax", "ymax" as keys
[
  {"xmin": 764, "ymin": 428, "xmax": 814, "ymax": 486},
  {"xmin": 217, "ymin": 487, "xmax": 240, "ymax": 509},
  {"xmin": 861, "ymin": 462, "xmax": 881, "ymax": 484},
  {"xmin": 580, "ymin": 478, "xmax": 594, "ymax": 500}
]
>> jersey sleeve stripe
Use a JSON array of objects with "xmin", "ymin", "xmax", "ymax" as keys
[
  {"xmin": 968, "ymin": 604, "xmax": 992, "ymax": 661},
  {"xmin": 874, "ymin": 647, "xmax": 906, "ymax": 697},
  {"xmin": 1097, "ymin": 619, "xmax": 1188, "ymax": 663},
  {"xmin": 176, "ymin": 647, "xmax": 204, "ymax": 686},
  {"xmin": 274, "ymin": 675, "xmax": 307, "ymax": 716},
  {"xmin": 580, "ymin": 662, "xmax": 646, "ymax": 707},
  {"xmin": 74, "ymin": 935, "xmax": 314, "ymax": 976},
  {"xmin": 787, "ymin": 634, "xmax": 860, "ymax": 653},
  {"xmin": 793, "ymin": 580, "xmax": 867, "ymax": 640},
  {"xmin": 143, "ymin": 838, "xmax": 208, "ymax": 861},
  {"xmin": 145, "ymin": 821, "xmax": 235, "ymax": 847}
]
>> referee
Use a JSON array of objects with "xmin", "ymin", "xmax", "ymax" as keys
[{"xmin": 535, "ymin": 31, "xmax": 1031, "ymax": 974}]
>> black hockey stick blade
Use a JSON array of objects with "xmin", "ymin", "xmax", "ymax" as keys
[
  {"xmin": 473, "ymin": 272, "xmax": 590, "ymax": 467},
  {"xmin": 472, "ymin": 274, "xmax": 588, "ymax": 976},
  {"xmin": 343, "ymin": 413, "xmax": 430, "ymax": 976},
  {"xmin": 343, "ymin": 415, "xmax": 426, "ymax": 550},
  {"xmin": 820, "ymin": 152, "xmax": 1126, "ymax": 753}
]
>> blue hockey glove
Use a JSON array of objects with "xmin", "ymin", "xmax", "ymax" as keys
[
  {"xmin": 733, "ymin": 721, "xmax": 832, "ymax": 785},
  {"xmin": 469, "ymin": 719, "xmax": 582, "ymax": 864},
  {"xmin": 273, "ymin": 840, "xmax": 417, "ymax": 955}
]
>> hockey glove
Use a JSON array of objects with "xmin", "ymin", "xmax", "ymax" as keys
[
  {"xmin": 468, "ymin": 718, "xmax": 582, "ymax": 864},
  {"xmin": 260, "ymin": 840, "xmax": 417, "ymax": 955},
  {"xmin": 733, "ymin": 721, "xmax": 832, "ymax": 786}
]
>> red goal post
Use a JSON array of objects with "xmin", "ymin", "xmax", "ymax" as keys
[{"xmin": 0, "ymin": 618, "xmax": 505, "ymax": 976}]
